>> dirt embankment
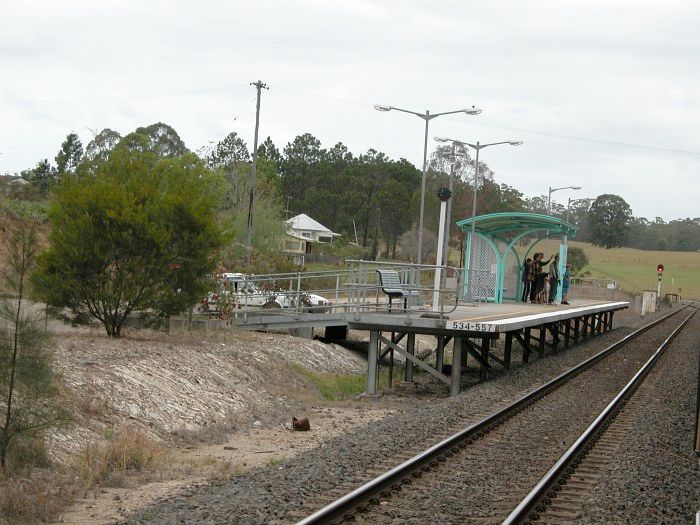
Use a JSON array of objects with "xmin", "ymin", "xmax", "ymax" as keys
[{"xmin": 46, "ymin": 326, "xmax": 394, "ymax": 525}]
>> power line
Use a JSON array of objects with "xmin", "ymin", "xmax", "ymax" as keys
[
  {"xmin": 1, "ymin": 83, "xmax": 250, "ymax": 106},
  {"xmin": 446, "ymin": 118, "xmax": 700, "ymax": 157}
]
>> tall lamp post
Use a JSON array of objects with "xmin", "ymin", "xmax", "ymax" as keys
[
  {"xmin": 374, "ymin": 104, "xmax": 482, "ymax": 264},
  {"xmin": 548, "ymin": 185, "xmax": 581, "ymax": 214},
  {"xmin": 435, "ymin": 137, "xmax": 523, "ymax": 304}
]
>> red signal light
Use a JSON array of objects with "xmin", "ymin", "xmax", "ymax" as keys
[{"xmin": 657, "ymin": 264, "xmax": 664, "ymax": 273}]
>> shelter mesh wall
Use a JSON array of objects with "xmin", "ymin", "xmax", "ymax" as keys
[{"xmin": 471, "ymin": 235, "xmax": 498, "ymax": 301}]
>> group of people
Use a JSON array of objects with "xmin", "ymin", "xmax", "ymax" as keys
[{"xmin": 521, "ymin": 252, "xmax": 571, "ymax": 305}]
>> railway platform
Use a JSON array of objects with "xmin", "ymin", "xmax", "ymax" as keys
[{"xmin": 355, "ymin": 299, "xmax": 629, "ymax": 396}]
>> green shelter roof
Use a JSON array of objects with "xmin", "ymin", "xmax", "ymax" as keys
[{"xmin": 456, "ymin": 212, "xmax": 577, "ymax": 243}]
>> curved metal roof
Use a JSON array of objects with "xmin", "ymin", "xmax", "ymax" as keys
[{"xmin": 456, "ymin": 212, "xmax": 577, "ymax": 243}]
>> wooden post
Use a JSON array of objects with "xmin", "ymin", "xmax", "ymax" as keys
[
  {"xmin": 436, "ymin": 336, "xmax": 445, "ymax": 375},
  {"xmin": 538, "ymin": 326, "xmax": 546, "ymax": 357},
  {"xmin": 366, "ymin": 330, "xmax": 379, "ymax": 395},
  {"xmin": 504, "ymin": 333, "xmax": 512, "ymax": 370},
  {"xmin": 405, "ymin": 332, "xmax": 415, "ymax": 382},
  {"xmin": 551, "ymin": 323, "xmax": 559, "ymax": 353},
  {"xmin": 564, "ymin": 319, "xmax": 571, "ymax": 349},
  {"xmin": 451, "ymin": 337, "xmax": 462, "ymax": 395},
  {"xmin": 524, "ymin": 328, "xmax": 531, "ymax": 364},
  {"xmin": 480, "ymin": 337, "xmax": 489, "ymax": 382}
]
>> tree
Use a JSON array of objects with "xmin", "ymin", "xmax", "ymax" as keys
[
  {"xmin": 587, "ymin": 194, "xmax": 633, "ymax": 249},
  {"xmin": 0, "ymin": 228, "xmax": 68, "ymax": 472},
  {"xmin": 27, "ymin": 159, "xmax": 56, "ymax": 197},
  {"xmin": 200, "ymin": 131, "xmax": 250, "ymax": 170},
  {"xmin": 33, "ymin": 147, "xmax": 225, "ymax": 337},
  {"xmin": 84, "ymin": 128, "xmax": 122, "ymax": 164},
  {"xmin": 566, "ymin": 247, "xmax": 589, "ymax": 275},
  {"xmin": 132, "ymin": 122, "xmax": 188, "ymax": 157},
  {"xmin": 55, "ymin": 132, "xmax": 83, "ymax": 174}
]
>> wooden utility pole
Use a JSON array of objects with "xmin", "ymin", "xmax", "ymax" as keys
[{"xmin": 245, "ymin": 80, "xmax": 269, "ymax": 263}]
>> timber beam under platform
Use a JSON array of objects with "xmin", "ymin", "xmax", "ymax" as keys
[{"xmin": 357, "ymin": 301, "xmax": 628, "ymax": 396}]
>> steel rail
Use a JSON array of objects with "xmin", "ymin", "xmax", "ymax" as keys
[
  {"xmin": 296, "ymin": 305, "xmax": 690, "ymax": 525},
  {"xmin": 502, "ymin": 305, "xmax": 698, "ymax": 525}
]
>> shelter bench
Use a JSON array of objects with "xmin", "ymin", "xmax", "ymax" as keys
[{"xmin": 376, "ymin": 269, "xmax": 420, "ymax": 310}]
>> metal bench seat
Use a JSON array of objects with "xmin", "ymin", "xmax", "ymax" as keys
[{"xmin": 376, "ymin": 269, "xmax": 419, "ymax": 310}]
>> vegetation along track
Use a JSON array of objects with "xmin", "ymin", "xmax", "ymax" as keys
[{"xmin": 295, "ymin": 305, "xmax": 694, "ymax": 525}]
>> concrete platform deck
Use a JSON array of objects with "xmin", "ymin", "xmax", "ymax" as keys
[{"xmin": 347, "ymin": 299, "xmax": 629, "ymax": 337}]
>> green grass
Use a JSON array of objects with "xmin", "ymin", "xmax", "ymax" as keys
[
  {"xmin": 524, "ymin": 239, "xmax": 700, "ymax": 299},
  {"xmin": 294, "ymin": 366, "xmax": 395, "ymax": 400}
]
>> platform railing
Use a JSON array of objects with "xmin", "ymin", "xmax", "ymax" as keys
[
  {"xmin": 198, "ymin": 261, "xmax": 464, "ymax": 323},
  {"xmin": 344, "ymin": 259, "xmax": 463, "ymax": 318}
]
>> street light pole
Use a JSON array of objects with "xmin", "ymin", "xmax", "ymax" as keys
[
  {"xmin": 435, "ymin": 137, "xmax": 522, "ymax": 304},
  {"xmin": 548, "ymin": 185, "xmax": 581, "ymax": 215},
  {"xmin": 374, "ymin": 104, "xmax": 482, "ymax": 264}
]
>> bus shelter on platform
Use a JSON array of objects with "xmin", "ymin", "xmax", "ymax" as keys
[{"xmin": 457, "ymin": 212, "xmax": 577, "ymax": 303}]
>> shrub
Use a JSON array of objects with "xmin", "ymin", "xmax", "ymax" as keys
[
  {"xmin": 33, "ymin": 147, "xmax": 226, "ymax": 337},
  {"xmin": 76, "ymin": 428, "xmax": 163, "ymax": 488}
]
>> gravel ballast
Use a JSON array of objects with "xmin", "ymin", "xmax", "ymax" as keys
[
  {"xmin": 577, "ymin": 308, "xmax": 699, "ymax": 524},
  {"xmin": 121, "ymin": 306, "xmax": 695, "ymax": 525}
]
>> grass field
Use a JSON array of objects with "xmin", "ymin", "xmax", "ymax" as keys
[{"xmin": 530, "ymin": 239, "xmax": 700, "ymax": 299}]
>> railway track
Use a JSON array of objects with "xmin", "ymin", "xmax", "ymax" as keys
[
  {"xmin": 293, "ymin": 305, "xmax": 695, "ymax": 525},
  {"xmin": 503, "ymin": 305, "xmax": 697, "ymax": 525}
]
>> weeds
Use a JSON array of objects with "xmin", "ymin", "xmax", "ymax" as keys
[
  {"xmin": 0, "ymin": 468, "xmax": 78, "ymax": 524},
  {"xmin": 75, "ymin": 428, "xmax": 163, "ymax": 488}
]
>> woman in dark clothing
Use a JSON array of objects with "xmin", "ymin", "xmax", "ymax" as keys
[
  {"xmin": 529, "ymin": 253, "xmax": 541, "ymax": 302},
  {"xmin": 548, "ymin": 254, "xmax": 561, "ymax": 304},
  {"xmin": 533, "ymin": 252, "xmax": 553, "ymax": 303},
  {"xmin": 521, "ymin": 257, "xmax": 532, "ymax": 302}
]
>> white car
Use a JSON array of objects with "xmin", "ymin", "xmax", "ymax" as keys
[{"xmin": 199, "ymin": 273, "xmax": 332, "ymax": 314}]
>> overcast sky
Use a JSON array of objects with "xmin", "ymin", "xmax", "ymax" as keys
[{"xmin": 1, "ymin": 0, "xmax": 698, "ymax": 220}]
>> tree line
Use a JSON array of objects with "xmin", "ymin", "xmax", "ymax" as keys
[{"xmin": 7, "ymin": 122, "xmax": 699, "ymax": 255}]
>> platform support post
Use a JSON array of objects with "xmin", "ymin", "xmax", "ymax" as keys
[
  {"xmin": 480, "ymin": 337, "xmax": 489, "ymax": 381},
  {"xmin": 574, "ymin": 317, "xmax": 580, "ymax": 342},
  {"xmin": 538, "ymin": 326, "xmax": 546, "ymax": 357},
  {"xmin": 405, "ymin": 332, "xmax": 415, "ymax": 382},
  {"xmin": 551, "ymin": 323, "xmax": 559, "ymax": 353},
  {"xmin": 366, "ymin": 330, "xmax": 379, "ymax": 395},
  {"xmin": 523, "ymin": 328, "xmax": 531, "ymax": 364},
  {"xmin": 436, "ymin": 336, "xmax": 445, "ymax": 375},
  {"xmin": 608, "ymin": 311, "xmax": 615, "ymax": 330},
  {"xmin": 504, "ymin": 333, "xmax": 513, "ymax": 370},
  {"xmin": 388, "ymin": 333, "xmax": 395, "ymax": 389},
  {"xmin": 564, "ymin": 320, "xmax": 571, "ymax": 349},
  {"xmin": 582, "ymin": 315, "xmax": 589, "ymax": 339},
  {"xmin": 451, "ymin": 337, "xmax": 463, "ymax": 395}
]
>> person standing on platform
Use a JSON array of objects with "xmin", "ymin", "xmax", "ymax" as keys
[
  {"xmin": 548, "ymin": 254, "xmax": 560, "ymax": 304},
  {"xmin": 561, "ymin": 264, "xmax": 571, "ymax": 305},
  {"xmin": 533, "ymin": 252, "xmax": 553, "ymax": 303},
  {"xmin": 521, "ymin": 257, "xmax": 533, "ymax": 302},
  {"xmin": 529, "ymin": 253, "xmax": 541, "ymax": 302}
]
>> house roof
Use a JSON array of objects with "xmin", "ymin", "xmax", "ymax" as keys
[
  {"xmin": 456, "ymin": 212, "xmax": 577, "ymax": 243},
  {"xmin": 285, "ymin": 213, "xmax": 339, "ymax": 236}
]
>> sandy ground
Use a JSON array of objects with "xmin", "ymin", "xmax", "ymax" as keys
[{"xmin": 59, "ymin": 404, "xmax": 393, "ymax": 524}]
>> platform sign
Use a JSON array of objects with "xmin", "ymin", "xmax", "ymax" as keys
[{"xmin": 448, "ymin": 320, "xmax": 496, "ymax": 332}]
